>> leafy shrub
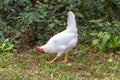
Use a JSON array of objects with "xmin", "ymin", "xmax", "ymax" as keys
[
  {"xmin": 92, "ymin": 32, "xmax": 120, "ymax": 53},
  {"xmin": 0, "ymin": 0, "xmax": 120, "ymax": 50}
]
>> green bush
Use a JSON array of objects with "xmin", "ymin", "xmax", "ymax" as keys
[
  {"xmin": 92, "ymin": 32, "xmax": 120, "ymax": 53},
  {"xmin": 1, "ymin": 0, "xmax": 120, "ymax": 50}
]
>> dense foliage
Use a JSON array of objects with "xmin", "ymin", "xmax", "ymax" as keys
[
  {"xmin": 92, "ymin": 32, "xmax": 120, "ymax": 53},
  {"xmin": 0, "ymin": 0, "xmax": 120, "ymax": 51}
]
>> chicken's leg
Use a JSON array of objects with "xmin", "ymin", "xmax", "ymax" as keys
[
  {"xmin": 62, "ymin": 53, "xmax": 68, "ymax": 63},
  {"xmin": 47, "ymin": 56, "xmax": 58, "ymax": 64}
]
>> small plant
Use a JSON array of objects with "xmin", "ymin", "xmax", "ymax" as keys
[
  {"xmin": 109, "ymin": 36, "xmax": 120, "ymax": 49},
  {"xmin": 92, "ymin": 32, "xmax": 110, "ymax": 52},
  {"xmin": 92, "ymin": 32, "xmax": 120, "ymax": 53},
  {"xmin": 0, "ymin": 38, "xmax": 14, "ymax": 53}
]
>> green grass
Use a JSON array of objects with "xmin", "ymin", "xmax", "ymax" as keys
[{"xmin": 0, "ymin": 46, "xmax": 120, "ymax": 80}]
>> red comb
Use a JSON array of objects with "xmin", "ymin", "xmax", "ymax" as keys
[{"xmin": 35, "ymin": 45, "xmax": 45, "ymax": 54}]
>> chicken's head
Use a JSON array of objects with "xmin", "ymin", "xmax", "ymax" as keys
[{"xmin": 35, "ymin": 45, "xmax": 45, "ymax": 54}]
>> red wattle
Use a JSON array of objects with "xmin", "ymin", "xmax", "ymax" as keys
[{"xmin": 35, "ymin": 45, "xmax": 41, "ymax": 54}]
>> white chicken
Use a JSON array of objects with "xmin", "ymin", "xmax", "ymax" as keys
[{"xmin": 36, "ymin": 11, "xmax": 78, "ymax": 64}]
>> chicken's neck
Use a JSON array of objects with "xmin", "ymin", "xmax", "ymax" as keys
[
  {"xmin": 67, "ymin": 20, "xmax": 76, "ymax": 27},
  {"xmin": 66, "ymin": 17, "xmax": 77, "ymax": 33},
  {"xmin": 40, "ymin": 45, "xmax": 47, "ymax": 53},
  {"xmin": 41, "ymin": 44, "xmax": 51, "ymax": 53}
]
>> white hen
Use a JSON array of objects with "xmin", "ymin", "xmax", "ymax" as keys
[{"xmin": 36, "ymin": 11, "xmax": 78, "ymax": 64}]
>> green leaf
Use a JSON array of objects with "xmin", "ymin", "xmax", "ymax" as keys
[
  {"xmin": 90, "ymin": 32, "xmax": 98, "ymax": 36},
  {"xmin": 49, "ymin": 23, "xmax": 55, "ymax": 29},
  {"xmin": 89, "ymin": 19, "xmax": 103, "ymax": 23},
  {"xmin": 109, "ymin": 36, "xmax": 119, "ymax": 48},
  {"xmin": 76, "ymin": 13, "xmax": 84, "ymax": 18},
  {"xmin": 100, "ymin": 34, "xmax": 110, "ymax": 53},
  {"xmin": 97, "ymin": 32, "xmax": 104, "ymax": 39},
  {"xmin": 92, "ymin": 39, "xmax": 99, "ymax": 47}
]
